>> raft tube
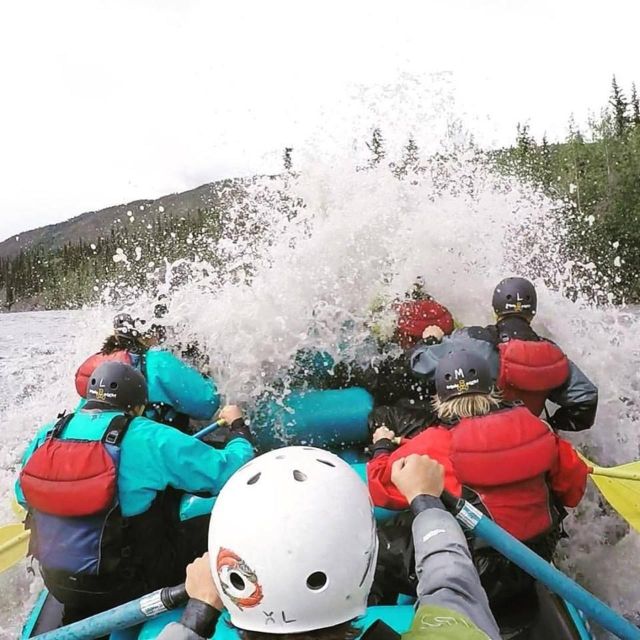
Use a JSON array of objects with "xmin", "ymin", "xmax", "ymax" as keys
[
  {"xmin": 22, "ymin": 583, "xmax": 593, "ymax": 640},
  {"xmin": 251, "ymin": 387, "xmax": 373, "ymax": 451}
]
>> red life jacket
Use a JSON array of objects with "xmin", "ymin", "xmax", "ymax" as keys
[
  {"xmin": 379, "ymin": 407, "xmax": 558, "ymax": 540},
  {"xmin": 75, "ymin": 351, "xmax": 133, "ymax": 398},
  {"xmin": 450, "ymin": 407, "xmax": 558, "ymax": 540},
  {"xmin": 497, "ymin": 339, "xmax": 570, "ymax": 415},
  {"xmin": 20, "ymin": 413, "xmax": 133, "ymax": 576},
  {"xmin": 395, "ymin": 300, "xmax": 454, "ymax": 349}
]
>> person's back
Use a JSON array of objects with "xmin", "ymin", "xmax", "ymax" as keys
[
  {"xmin": 369, "ymin": 403, "xmax": 586, "ymax": 541},
  {"xmin": 368, "ymin": 350, "xmax": 588, "ymax": 619},
  {"xmin": 75, "ymin": 313, "xmax": 220, "ymax": 428},
  {"xmin": 157, "ymin": 448, "xmax": 499, "ymax": 640},
  {"xmin": 411, "ymin": 277, "xmax": 598, "ymax": 432},
  {"xmin": 17, "ymin": 362, "xmax": 253, "ymax": 624}
]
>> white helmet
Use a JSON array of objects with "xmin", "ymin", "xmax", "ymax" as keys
[{"xmin": 208, "ymin": 446, "xmax": 378, "ymax": 633}]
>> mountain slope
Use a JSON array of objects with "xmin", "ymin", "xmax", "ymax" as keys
[{"xmin": 0, "ymin": 178, "xmax": 239, "ymax": 259}]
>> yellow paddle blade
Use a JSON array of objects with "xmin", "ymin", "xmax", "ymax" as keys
[
  {"xmin": 580, "ymin": 454, "xmax": 640, "ymax": 533},
  {"xmin": 12, "ymin": 498, "xmax": 26, "ymax": 520},
  {"xmin": 0, "ymin": 523, "xmax": 30, "ymax": 573},
  {"xmin": 590, "ymin": 473, "xmax": 640, "ymax": 533}
]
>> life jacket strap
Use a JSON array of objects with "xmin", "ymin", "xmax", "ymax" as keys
[
  {"xmin": 102, "ymin": 414, "xmax": 135, "ymax": 446},
  {"xmin": 48, "ymin": 413, "xmax": 75, "ymax": 440}
]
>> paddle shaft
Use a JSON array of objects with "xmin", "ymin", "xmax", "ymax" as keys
[
  {"xmin": 442, "ymin": 493, "xmax": 640, "ymax": 640},
  {"xmin": 193, "ymin": 418, "xmax": 226, "ymax": 440},
  {"xmin": 31, "ymin": 584, "xmax": 188, "ymax": 640},
  {"xmin": 590, "ymin": 466, "xmax": 640, "ymax": 481}
]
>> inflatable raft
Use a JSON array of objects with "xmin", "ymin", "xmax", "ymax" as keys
[
  {"xmin": 21, "ymin": 582, "xmax": 592, "ymax": 640},
  {"xmin": 20, "ymin": 387, "xmax": 593, "ymax": 640}
]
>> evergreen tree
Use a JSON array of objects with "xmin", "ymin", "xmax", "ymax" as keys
[
  {"xmin": 366, "ymin": 128, "xmax": 386, "ymax": 167},
  {"xmin": 495, "ymin": 76, "xmax": 640, "ymax": 302},
  {"xmin": 513, "ymin": 123, "xmax": 536, "ymax": 178},
  {"xmin": 631, "ymin": 82, "xmax": 640, "ymax": 127},
  {"xmin": 283, "ymin": 147, "xmax": 293, "ymax": 171},
  {"xmin": 516, "ymin": 123, "xmax": 534, "ymax": 154},
  {"xmin": 610, "ymin": 75, "xmax": 629, "ymax": 137},
  {"xmin": 540, "ymin": 134, "xmax": 553, "ymax": 188},
  {"xmin": 393, "ymin": 137, "xmax": 421, "ymax": 178}
]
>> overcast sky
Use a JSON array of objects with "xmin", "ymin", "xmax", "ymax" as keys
[{"xmin": 0, "ymin": 0, "xmax": 638, "ymax": 241}]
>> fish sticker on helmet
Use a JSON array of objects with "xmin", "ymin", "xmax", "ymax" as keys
[{"xmin": 217, "ymin": 548, "xmax": 264, "ymax": 610}]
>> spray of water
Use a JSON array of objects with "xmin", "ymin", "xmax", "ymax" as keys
[{"xmin": 0, "ymin": 77, "xmax": 638, "ymax": 637}]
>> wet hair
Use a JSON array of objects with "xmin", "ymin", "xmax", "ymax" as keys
[
  {"xmin": 241, "ymin": 622, "xmax": 359, "ymax": 640},
  {"xmin": 432, "ymin": 389, "xmax": 503, "ymax": 421},
  {"xmin": 100, "ymin": 334, "xmax": 146, "ymax": 355}
]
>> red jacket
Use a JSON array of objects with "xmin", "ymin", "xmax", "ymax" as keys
[
  {"xmin": 367, "ymin": 405, "xmax": 587, "ymax": 541},
  {"xmin": 497, "ymin": 339, "xmax": 570, "ymax": 415}
]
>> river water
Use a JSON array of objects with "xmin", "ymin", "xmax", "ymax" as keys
[{"xmin": 1, "ymin": 96, "xmax": 639, "ymax": 637}]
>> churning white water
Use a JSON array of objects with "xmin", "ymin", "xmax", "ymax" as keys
[{"xmin": 0, "ymin": 85, "xmax": 639, "ymax": 637}]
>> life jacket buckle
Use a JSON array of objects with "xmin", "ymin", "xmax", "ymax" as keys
[{"xmin": 104, "ymin": 430, "xmax": 120, "ymax": 445}]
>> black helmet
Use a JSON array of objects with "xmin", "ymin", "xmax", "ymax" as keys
[
  {"xmin": 87, "ymin": 362, "xmax": 147, "ymax": 411},
  {"xmin": 435, "ymin": 350, "xmax": 492, "ymax": 401},
  {"xmin": 113, "ymin": 313, "xmax": 143, "ymax": 339},
  {"xmin": 492, "ymin": 277, "xmax": 537, "ymax": 320}
]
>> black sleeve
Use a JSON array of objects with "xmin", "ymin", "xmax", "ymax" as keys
[
  {"xmin": 370, "ymin": 438, "xmax": 395, "ymax": 458},
  {"xmin": 368, "ymin": 403, "xmax": 436, "ymax": 439},
  {"xmin": 547, "ymin": 360, "xmax": 598, "ymax": 432},
  {"xmin": 548, "ymin": 402, "xmax": 598, "ymax": 432},
  {"xmin": 179, "ymin": 599, "xmax": 221, "ymax": 639},
  {"xmin": 227, "ymin": 418, "xmax": 254, "ymax": 444}
]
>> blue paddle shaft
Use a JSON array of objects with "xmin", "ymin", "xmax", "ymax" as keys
[
  {"xmin": 193, "ymin": 418, "xmax": 226, "ymax": 440},
  {"xmin": 454, "ymin": 501, "xmax": 640, "ymax": 640},
  {"xmin": 32, "ymin": 585, "xmax": 187, "ymax": 640}
]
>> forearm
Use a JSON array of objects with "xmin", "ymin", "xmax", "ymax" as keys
[{"xmin": 411, "ymin": 497, "xmax": 500, "ymax": 639}]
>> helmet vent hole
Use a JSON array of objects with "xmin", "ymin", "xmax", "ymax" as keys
[
  {"xmin": 275, "ymin": 454, "xmax": 285, "ymax": 460},
  {"xmin": 293, "ymin": 470, "xmax": 307, "ymax": 482},
  {"xmin": 506, "ymin": 294, "xmax": 512, "ymax": 300},
  {"xmin": 316, "ymin": 459, "xmax": 335, "ymax": 468},
  {"xmin": 247, "ymin": 472, "xmax": 261, "ymax": 485},
  {"xmin": 110, "ymin": 382, "xmax": 118, "ymax": 389},
  {"xmin": 469, "ymin": 368, "xmax": 476, "ymax": 376},
  {"xmin": 90, "ymin": 378, "xmax": 96, "ymax": 386},
  {"xmin": 306, "ymin": 571, "xmax": 327, "ymax": 591},
  {"xmin": 229, "ymin": 572, "xmax": 246, "ymax": 590},
  {"xmin": 444, "ymin": 373, "xmax": 452, "ymax": 381}
]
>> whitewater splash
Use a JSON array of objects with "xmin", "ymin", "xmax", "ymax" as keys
[{"xmin": 1, "ymin": 84, "xmax": 639, "ymax": 637}]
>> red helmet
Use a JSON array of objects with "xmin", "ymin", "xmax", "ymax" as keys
[{"xmin": 395, "ymin": 299, "xmax": 454, "ymax": 349}]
